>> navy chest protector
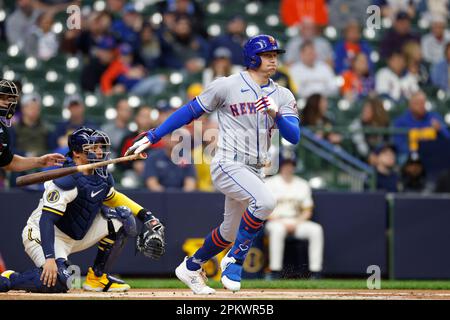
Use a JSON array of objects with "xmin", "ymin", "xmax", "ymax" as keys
[{"xmin": 54, "ymin": 173, "xmax": 113, "ymax": 240}]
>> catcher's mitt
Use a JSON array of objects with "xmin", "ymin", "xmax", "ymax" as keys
[{"xmin": 136, "ymin": 218, "xmax": 165, "ymax": 260}]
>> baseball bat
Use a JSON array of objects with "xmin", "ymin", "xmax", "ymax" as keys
[{"xmin": 16, "ymin": 153, "xmax": 146, "ymax": 187}]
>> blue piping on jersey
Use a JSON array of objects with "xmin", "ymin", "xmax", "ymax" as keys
[{"xmin": 218, "ymin": 162, "xmax": 258, "ymax": 215}]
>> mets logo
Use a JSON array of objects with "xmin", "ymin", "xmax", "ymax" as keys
[
  {"xmin": 268, "ymin": 36, "xmax": 276, "ymax": 45},
  {"xmin": 46, "ymin": 190, "xmax": 60, "ymax": 203}
]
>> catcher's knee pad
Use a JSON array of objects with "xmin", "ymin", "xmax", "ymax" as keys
[{"xmin": 9, "ymin": 258, "xmax": 70, "ymax": 293}]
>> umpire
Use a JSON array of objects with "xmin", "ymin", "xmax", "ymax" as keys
[{"xmin": 0, "ymin": 79, "xmax": 65, "ymax": 171}]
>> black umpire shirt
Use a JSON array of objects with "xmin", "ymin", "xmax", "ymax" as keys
[{"xmin": 0, "ymin": 122, "xmax": 14, "ymax": 167}]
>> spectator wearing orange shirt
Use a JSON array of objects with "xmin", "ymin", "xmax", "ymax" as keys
[
  {"xmin": 340, "ymin": 52, "xmax": 375, "ymax": 102},
  {"xmin": 280, "ymin": 0, "xmax": 328, "ymax": 27}
]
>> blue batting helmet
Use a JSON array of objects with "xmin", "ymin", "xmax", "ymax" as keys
[{"xmin": 243, "ymin": 34, "xmax": 285, "ymax": 69}]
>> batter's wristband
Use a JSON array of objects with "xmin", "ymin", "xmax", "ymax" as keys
[{"xmin": 147, "ymin": 129, "xmax": 160, "ymax": 144}]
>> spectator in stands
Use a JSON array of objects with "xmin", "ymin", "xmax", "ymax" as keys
[
  {"xmin": 137, "ymin": 23, "xmax": 163, "ymax": 70},
  {"xmin": 393, "ymin": 90, "xmax": 450, "ymax": 161},
  {"xmin": 159, "ymin": 14, "xmax": 209, "ymax": 73},
  {"xmin": 349, "ymin": 97, "xmax": 390, "ymax": 161},
  {"xmin": 284, "ymin": 18, "xmax": 334, "ymax": 66},
  {"xmin": 80, "ymin": 36, "xmax": 116, "ymax": 92},
  {"xmin": 328, "ymin": 0, "xmax": 372, "ymax": 32},
  {"xmin": 280, "ymin": 0, "xmax": 328, "ymax": 27},
  {"xmin": 192, "ymin": 116, "xmax": 217, "ymax": 192},
  {"xmin": 75, "ymin": 10, "xmax": 112, "ymax": 57},
  {"xmin": 372, "ymin": 143, "xmax": 399, "ymax": 192},
  {"xmin": 110, "ymin": 3, "xmax": 142, "ymax": 51},
  {"xmin": 400, "ymin": 152, "xmax": 427, "ymax": 192},
  {"xmin": 100, "ymin": 98, "xmax": 132, "ymax": 158},
  {"xmin": 340, "ymin": 52, "xmax": 375, "ymax": 102},
  {"xmin": 334, "ymin": 20, "xmax": 373, "ymax": 75},
  {"xmin": 100, "ymin": 43, "xmax": 167, "ymax": 97},
  {"xmin": 158, "ymin": 0, "xmax": 207, "ymax": 38},
  {"xmin": 418, "ymin": 0, "xmax": 449, "ymax": 22},
  {"xmin": 271, "ymin": 65, "xmax": 299, "ymax": 96},
  {"xmin": 208, "ymin": 15, "xmax": 247, "ymax": 66},
  {"xmin": 431, "ymin": 42, "xmax": 450, "ymax": 92},
  {"xmin": 5, "ymin": 0, "xmax": 42, "ymax": 49},
  {"xmin": 290, "ymin": 41, "xmax": 338, "ymax": 98},
  {"xmin": 23, "ymin": 11, "xmax": 59, "ymax": 60},
  {"xmin": 265, "ymin": 151, "xmax": 324, "ymax": 279},
  {"xmin": 380, "ymin": 11, "xmax": 420, "ymax": 59},
  {"xmin": 302, "ymin": 93, "xmax": 342, "ymax": 145},
  {"xmin": 375, "ymin": 51, "xmax": 408, "ymax": 102},
  {"xmin": 202, "ymin": 47, "xmax": 242, "ymax": 87},
  {"xmin": 402, "ymin": 41, "xmax": 430, "ymax": 94},
  {"xmin": 49, "ymin": 95, "xmax": 97, "ymax": 151},
  {"xmin": 106, "ymin": 0, "xmax": 125, "ymax": 17},
  {"xmin": 119, "ymin": 105, "xmax": 156, "ymax": 165},
  {"xmin": 374, "ymin": 0, "xmax": 417, "ymax": 21},
  {"xmin": 143, "ymin": 135, "xmax": 197, "ymax": 192},
  {"xmin": 11, "ymin": 93, "xmax": 50, "ymax": 157},
  {"xmin": 421, "ymin": 14, "xmax": 450, "ymax": 65}
]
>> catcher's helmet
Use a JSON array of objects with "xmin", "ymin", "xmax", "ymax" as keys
[
  {"xmin": 243, "ymin": 34, "xmax": 285, "ymax": 69},
  {"xmin": 0, "ymin": 79, "xmax": 20, "ymax": 127},
  {"xmin": 68, "ymin": 127, "xmax": 111, "ymax": 178}
]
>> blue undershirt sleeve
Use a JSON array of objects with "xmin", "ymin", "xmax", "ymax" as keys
[
  {"xmin": 39, "ymin": 213, "xmax": 61, "ymax": 259},
  {"xmin": 275, "ymin": 114, "xmax": 301, "ymax": 144},
  {"xmin": 148, "ymin": 98, "xmax": 205, "ymax": 143}
]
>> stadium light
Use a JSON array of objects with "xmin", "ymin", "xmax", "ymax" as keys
[
  {"xmin": 437, "ymin": 90, "xmax": 446, "ymax": 101},
  {"xmin": 382, "ymin": 18, "xmax": 392, "ymax": 29},
  {"xmin": 383, "ymin": 99, "xmax": 393, "ymax": 111},
  {"xmin": 170, "ymin": 96, "xmax": 183, "ymax": 108},
  {"xmin": 246, "ymin": 24, "xmax": 260, "ymax": 37},
  {"xmin": 128, "ymin": 122, "xmax": 138, "ymax": 132},
  {"xmin": 135, "ymin": 1, "xmax": 145, "ymax": 12},
  {"xmin": 25, "ymin": 57, "xmax": 38, "ymax": 70},
  {"xmin": 151, "ymin": 13, "xmax": 163, "ymax": 25},
  {"xmin": 66, "ymin": 57, "xmax": 80, "ymax": 70},
  {"xmin": 445, "ymin": 113, "xmax": 450, "ymax": 125},
  {"xmin": 207, "ymin": 2, "xmax": 221, "ymax": 14},
  {"xmin": 324, "ymin": 26, "xmax": 337, "ymax": 39},
  {"xmin": 0, "ymin": 10, "xmax": 6, "ymax": 22},
  {"xmin": 363, "ymin": 28, "xmax": 376, "ymax": 40},
  {"xmin": 22, "ymin": 83, "xmax": 34, "ymax": 94},
  {"xmin": 43, "ymin": 95, "xmax": 55, "ymax": 107},
  {"xmin": 335, "ymin": 75, "xmax": 345, "ymax": 87},
  {"xmin": 207, "ymin": 24, "xmax": 221, "ymax": 37},
  {"xmin": 94, "ymin": 0, "xmax": 106, "ymax": 11},
  {"xmin": 46, "ymin": 70, "xmax": 58, "ymax": 82},
  {"xmin": 151, "ymin": 109, "xmax": 160, "ymax": 121},
  {"xmin": 245, "ymin": 2, "xmax": 259, "ymax": 15},
  {"xmin": 85, "ymin": 95, "xmax": 98, "ymax": 107},
  {"xmin": 52, "ymin": 22, "xmax": 63, "ymax": 34},
  {"xmin": 425, "ymin": 100, "xmax": 432, "ymax": 111},
  {"xmin": 62, "ymin": 108, "xmax": 71, "ymax": 119},
  {"xmin": 309, "ymin": 177, "xmax": 325, "ymax": 189},
  {"xmin": 370, "ymin": 51, "xmax": 380, "ymax": 63},
  {"xmin": 3, "ymin": 70, "xmax": 15, "ymax": 81},
  {"xmin": 170, "ymin": 72, "xmax": 183, "ymax": 85},
  {"xmin": 7, "ymin": 45, "xmax": 19, "ymax": 57},
  {"xmin": 128, "ymin": 96, "xmax": 141, "ymax": 108},
  {"xmin": 64, "ymin": 83, "xmax": 77, "ymax": 95},
  {"xmin": 285, "ymin": 26, "xmax": 299, "ymax": 38},
  {"xmin": 418, "ymin": 17, "xmax": 430, "ymax": 30},
  {"xmin": 338, "ymin": 99, "xmax": 351, "ymax": 111},
  {"xmin": 266, "ymin": 15, "xmax": 279, "ymax": 27},
  {"xmin": 105, "ymin": 108, "xmax": 117, "ymax": 120}
]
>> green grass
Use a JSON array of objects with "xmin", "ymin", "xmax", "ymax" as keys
[{"xmin": 123, "ymin": 278, "xmax": 450, "ymax": 290}]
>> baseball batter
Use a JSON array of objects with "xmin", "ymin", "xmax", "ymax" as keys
[
  {"xmin": 0, "ymin": 127, "xmax": 165, "ymax": 293},
  {"xmin": 126, "ymin": 35, "xmax": 300, "ymax": 294}
]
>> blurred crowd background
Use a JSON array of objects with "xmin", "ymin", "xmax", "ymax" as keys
[{"xmin": 0, "ymin": 0, "xmax": 449, "ymax": 194}]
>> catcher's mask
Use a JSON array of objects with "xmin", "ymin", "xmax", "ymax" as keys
[
  {"xmin": 0, "ymin": 79, "xmax": 19, "ymax": 127},
  {"xmin": 82, "ymin": 129, "xmax": 111, "ymax": 178}
]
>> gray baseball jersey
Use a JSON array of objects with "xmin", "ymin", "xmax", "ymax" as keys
[{"xmin": 197, "ymin": 71, "xmax": 299, "ymax": 167}]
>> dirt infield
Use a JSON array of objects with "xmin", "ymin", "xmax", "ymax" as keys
[{"xmin": 2, "ymin": 289, "xmax": 450, "ymax": 300}]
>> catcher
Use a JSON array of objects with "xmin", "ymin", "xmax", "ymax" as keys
[{"xmin": 0, "ymin": 127, "xmax": 165, "ymax": 293}]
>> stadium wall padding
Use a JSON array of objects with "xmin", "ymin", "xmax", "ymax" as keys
[{"xmin": 0, "ymin": 190, "xmax": 448, "ymax": 279}]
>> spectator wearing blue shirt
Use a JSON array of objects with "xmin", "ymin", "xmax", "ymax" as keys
[
  {"xmin": 373, "ymin": 143, "xmax": 399, "ymax": 193},
  {"xmin": 208, "ymin": 15, "xmax": 247, "ymax": 66},
  {"xmin": 393, "ymin": 90, "xmax": 450, "ymax": 161},
  {"xmin": 334, "ymin": 20, "xmax": 373, "ymax": 74},
  {"xmin": 431, "ymin": 42, "xmax": 450, "ymax": 92},
  {"xmin": 143, "ymin": 135, "xmax": 197, "ymax": 192},
  {"xmin": 110, "ymin": 3, "xmax": 142, "ymax": 51}
]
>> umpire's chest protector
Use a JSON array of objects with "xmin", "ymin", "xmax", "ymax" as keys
[{"xmin": 54, "ymin": 173, "xmax": 112, "ymax": 240}]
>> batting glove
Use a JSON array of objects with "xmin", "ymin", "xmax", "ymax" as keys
[
  {"xmin": 255, "ymin": 96, "xmax": 279, "ymax": 114},
  {"xmin": 125, "ymin": 130, "xmax": 156, "ymax": 156}
]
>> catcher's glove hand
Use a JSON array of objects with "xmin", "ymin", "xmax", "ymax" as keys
[{"xmin": 136, "ymin": 217, "xmax": 165, "ymax": 260}]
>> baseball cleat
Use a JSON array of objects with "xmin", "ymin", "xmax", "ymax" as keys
[
  {"xmin": 0, "ymin": 270, "xmax": 15, "ymax": 292},
  {"xmin": 175, "ymin": 257, "xmax": 216, "ymax": 295},
  {"xmin": 82, "ymin": 267, "xmax": 130, "ymax": 292},
  {"xmin": 220, "ymin": 252, "xmax": 242, "ymax": 292}
]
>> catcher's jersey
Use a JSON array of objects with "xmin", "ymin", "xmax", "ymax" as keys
[{"xmin": 197, "ymin": 71, "xmax": 298, "ymax": 166}]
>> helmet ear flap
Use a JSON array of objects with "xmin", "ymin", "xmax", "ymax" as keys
[{"xmin": 250, "ymin": 55, "xmax": 262, "ymax": 68}]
